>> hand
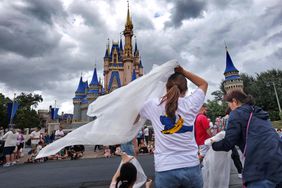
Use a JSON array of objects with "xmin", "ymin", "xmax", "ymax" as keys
[
  {"xmin": 174, "ymin": 65, "xmax": 184, "ymax": 74},
  {"xmin": 210, "ymin": 139, "xmax": 214, "ymax": 144},
  {"xmin": 145, "ymin": 178, "xmax": 153, "ymax": 188}
]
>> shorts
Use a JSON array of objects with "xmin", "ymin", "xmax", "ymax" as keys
[
  {"xmin": 199, "ymin": 145, "xmax": 210, "ymax": 158},
  {"xmin": 17, "ymin": 143, "xmax": 24, "ymax": 150},
  {"xmin": 3, "ymin": 146, "xmax": 16, "ymax": 156}
]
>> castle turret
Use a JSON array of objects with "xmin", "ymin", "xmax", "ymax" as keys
[
  {"xmin": 223, "ymin": 47, "xmax": 244, "ymax": 93},
  {"xmin": 87, "ymin": 67, "xmax": 100, "ymax": 102},
  {"xmin": 123, "ymin": 3, "xmax": 134, "ymax": 85},
  {"xmin": 73, "ymin": 76, "xmax": 86, "ymax": 121}
]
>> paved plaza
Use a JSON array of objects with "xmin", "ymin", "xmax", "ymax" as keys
[{"xmin": 0, "ymin": 153, "xmax": 242, "ymax": 188}]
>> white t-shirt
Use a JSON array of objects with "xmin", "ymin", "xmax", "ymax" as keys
[
  {"xmin": 140, "ymin": 88, "xmax": 205, "ymax": 172},
  {"xmin": 30, "ymin": 130, "xmax": 41, "ymax": 145},
  {"xmin": 55, "ymin": 130, "xmax": 64, "ymax": 140},
  {"xmin": 3, "ymin": 131, "xmax": 17, "ymax": 147}
]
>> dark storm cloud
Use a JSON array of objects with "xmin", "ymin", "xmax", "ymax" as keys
[
  {"xmin": 16, "ymin": 0, "xmax": 67, "ymax": 25},
  {"xmin": 165, "ymin": 0, "xmax": 207, "ymax": 28},
  {"xmin": 0, "ymin": 0, "xmax": 66, "ymax": 58}
]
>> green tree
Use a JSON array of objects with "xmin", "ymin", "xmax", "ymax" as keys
[
  {"xmin": 16, "ymin": 93, "xmax": 43, "ymax": 110},
  {"xmin": 206, "ymin": 100, "xmax": 228, "ymax": 123},
  {"xmin": 14, "ymin": 93, "xmax": 43, "ymax": 128},
  {"xmin": 14, "ymin": 109, "xmax": 41, "ymax": 129},
  {"xmin": 0, "ymin": 93, "xmax": 12, "ymax": 128}
]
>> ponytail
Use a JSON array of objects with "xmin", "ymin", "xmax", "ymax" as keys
[
  {"xmin": 160, "ymin": 85, "xmax": 180, "ymax": 119},
  {"xmin": 160, "ymin": 72, "xmax": 188, "ymax": 119}
]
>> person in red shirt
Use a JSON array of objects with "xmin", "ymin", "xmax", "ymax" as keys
[{"xmin": 194, "ymin": 104, "xmax": 212, "ymax": 162}]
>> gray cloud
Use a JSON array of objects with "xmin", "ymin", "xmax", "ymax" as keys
[
  {"xmin": 0, "ymin": 0, "xmax": 66, "ymax": 57},
  {"xmin": 16, "ymin": 0, "xmax": 67, "ymax": 25},
  {"xmin": 68, "ymin": 1, "xmax": 106, "ymax": 31},
  {"xmin": 165, "ymin": 0, "xmax": 207, "ymax": 28}
]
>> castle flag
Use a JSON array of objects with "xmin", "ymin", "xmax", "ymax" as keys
[
  {"xmin": 51, "ymin": 108, "xmax": 59, "ymax": 120},
  {"xmin": 7, "ymin": 102, "xmax": 19, "ymax": 123}
]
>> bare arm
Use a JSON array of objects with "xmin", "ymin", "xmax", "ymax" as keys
[
  {"xmin": 206, "ymin": 128, "xmax": 212, "ymax": 137},
  {"xmin": 175, "ymin": 66, "xmax": 208, "ymax": 94}
]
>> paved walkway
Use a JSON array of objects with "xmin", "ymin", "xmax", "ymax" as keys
[{"xmin": 4, "ymin": 147, "xmax": 242, "ymax": 188}]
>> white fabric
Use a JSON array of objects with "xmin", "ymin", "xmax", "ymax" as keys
[
  {"xmin": 2, "ymin": 131, "xmax": 17, "ymax": 147},
  {"xmin": 37, "ymin": 60, "xmax": 178, "ymax": 159},
  {"xmin": 202, "ymin": 131, "xmax": 231, "ymax": 188},
  {"xmin": 140, "ymin": 88, "xmax": 205, "ymax": 172},
  {"xmin": 30, "ymin": 131, "xmax": 41, "ymax": 145},
  {"xmin": 116, "ymin": 157, "xmax": 147, "ymax": 188},
  {"xmin": 204, "ymin": 131, "xmax": 226, "ymax": 146}
]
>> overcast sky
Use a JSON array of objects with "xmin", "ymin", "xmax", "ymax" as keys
[{"xmin": 0, "ymin": 0, "xmax": 281, "ymax": 114}]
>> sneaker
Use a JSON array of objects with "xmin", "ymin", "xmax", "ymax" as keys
[
  {"xmin": 11, "ymin": 161, "xmax": 16, "ymax": 165},
  {"xmin": 238, "ymin": 174, "xmax": 242, "ymax": 178},
  {"xmin": 3, "ymin": 163, "xmax": 10, "ymax": 167}
]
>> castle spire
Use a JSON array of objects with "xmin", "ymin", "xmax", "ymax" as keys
[
  {"xmin": 134, "ymin": 36, "xmax": 138, "ymax": 55},
  {"xmin": 75, "ymin": 76, "xmax": 85, "ymax": 93},
  {"xmin": 224, "ymin": 46, "xmax": 239, "ymax": 74},
  {"xmin": 90, "ymin": 67, "xmax": 99, "ymax": 86},
  {"xmin": 119, "ymin": 36, "xmax": 123, "ymax": 51},
  {"xmin": 223, "ymin": 46, "xmax": 243, "ymax": 92},
  {"xmin": 125, "ymin": 0, "xmax": 133, "ymax": 28}
]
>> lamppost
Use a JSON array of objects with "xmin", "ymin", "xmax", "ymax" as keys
[{"xmin": 266, "ymin": 81, "xmax": 282, "ymax": 119}]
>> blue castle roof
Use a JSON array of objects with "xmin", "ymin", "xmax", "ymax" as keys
[
  {"xmin": 119, "ymin": 38, "xmax": 123, "ymax": 51},
  {"xmin": 109, "ymin": 43, "xmax": 122, "ymax": 61},
  {"xmin": 108, "ymin": 71, "xmax": 122, "ymax": 91},
  {"xmin": 224, "ymin": 50, "xmax": 239, "ymax": 74},
  {"xmin": 132, "ymin": 69, "xmax": 136, "ymax": 81},
  {"xmin": 90, "ymin": 67, "xmax": 99, "ymax": 86},
  {"xmin": 75, "ymin": 76, "xmax": 86, "ymax": 93}
]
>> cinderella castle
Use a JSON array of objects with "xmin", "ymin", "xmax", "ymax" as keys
[{"xmin": 72, "ymin": 5, "xmax": 143, "ymax": 123}]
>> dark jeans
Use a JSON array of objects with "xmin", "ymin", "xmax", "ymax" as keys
[
  {"xmin": 231, "ymin": 147, "xmax": 243, "ymax": 174},
  {"xmin": 247, "ymin": 179, "xmax": 276, "ymax": 188}
]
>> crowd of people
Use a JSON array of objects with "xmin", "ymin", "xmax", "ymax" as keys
[{"xmin": 0, "ymin": 126, "xmax": 86, "ymax": 166}]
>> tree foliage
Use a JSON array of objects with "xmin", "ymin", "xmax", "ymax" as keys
[
  {"xmin": 0, "ymin": 93, "xmax": 12, "ymax": 128},
  {"xmin": 14, "ymin": 109, "xmax": 41, "ymax": 129},
  {"xmin": 16, "ymin": 93, "xmax": 43, "ymax": 110},
  {"xmin": 0, "ymin": 92, "xmax": 43, "ymax": 129}
]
